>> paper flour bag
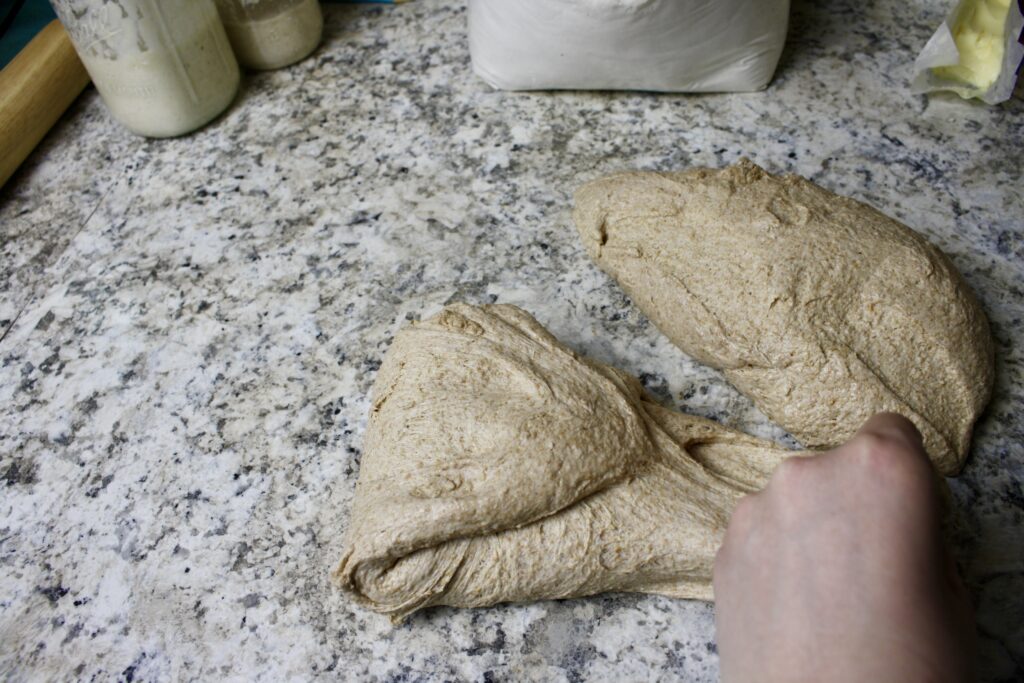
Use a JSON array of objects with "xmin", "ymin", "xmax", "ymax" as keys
[{"xmin": 468, "ymin": 0, "xmax": 791, "ymax": 92}]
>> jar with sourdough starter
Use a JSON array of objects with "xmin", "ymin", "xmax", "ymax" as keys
[
  {"xmin": 214, "ymin": 0, "xmax": 323, "ymax": 70},
  {"xmin": 50, "ymin": 0, "xmax": 240, "ymax": 138}
]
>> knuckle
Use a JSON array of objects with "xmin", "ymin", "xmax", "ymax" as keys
[
  {"xmin": 724, "ymin": 492, "xmax": 764, "ymax": 537},
  {"xmin": 852, "ymin": 432, "xmax": 906, "ymax": 466},
  {"xmin": 730, "ymin": 494, "xmax": 757, "ymax": 526},
  {"xmin": 722, "ymin": 496, "xmax": 754, "ymax": 546},
  {"xmin": 713, "ymin": 542, "xmax": 730, "ymax": 579},
  {"xmin": 848, "ymin": 431, "xmax": 933, "ymax": 490},
  {"xmin": 717, "ymin": 497, "xmax": 757, "ymax": 577},
  {"xmin": 769, "ymin": 455, "xmax": 808, "ymax": 488},
  {"xmin": 850, "ymin": 431, "xmax": 891, "ymax": 461},
  {"xmin": 712, "ymin": 551, "xmax": 735, "ymax": 598}
]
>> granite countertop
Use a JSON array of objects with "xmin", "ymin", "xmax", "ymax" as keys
[{"xmin": 1, "ymin": 0, "xmax": 1022, "ymax": 680}]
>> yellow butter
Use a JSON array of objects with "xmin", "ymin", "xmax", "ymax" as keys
[{"xmin": 934, "ymin": 0, "xmax": 1012, "ymax": 89}]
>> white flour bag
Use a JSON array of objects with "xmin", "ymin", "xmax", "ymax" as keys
[{"xmin": 468, "ymin": 0, "xmax": 791, "ymax": 92}]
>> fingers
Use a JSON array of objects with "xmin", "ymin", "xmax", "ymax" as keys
[
  {"xmin": 855, "ymin": 412, "xmax": 925, "ymax": 452},
  {"xmin": 856, "ymin": 410, "xmax": 941, "ymax": 476},
  {"xmin": 717, "ymin": 412, "xmax": 940, "ymax": 580},
  {"xmin": 714, "ymin": 491, "xmax": 760, "ymax": 586}
]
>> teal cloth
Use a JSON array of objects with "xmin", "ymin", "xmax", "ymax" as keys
[
  {"xmin": 0, "ymin": 0, "xmax": 399, "ymax": 70},
  {"xmin": 0, "ymin": 0, "xmax": 57, "ymax": 69}
]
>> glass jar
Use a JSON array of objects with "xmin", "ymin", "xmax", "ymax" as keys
[
  {"xmin": 214, "ymin": 0, "xmax": 323, "ymax": 70},
  {"xmin": 50, "ymin": 0, "xmax": 240, "ymax": 138}
]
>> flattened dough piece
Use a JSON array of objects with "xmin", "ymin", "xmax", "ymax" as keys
[
  {"xmin": 574, "ymin": 159, "xmax": 993, "ymax": 475},
  {"xmin": 334, "ymin": 303, "xmax": 795, "ymax": 621}
]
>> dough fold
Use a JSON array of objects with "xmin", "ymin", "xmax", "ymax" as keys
[
  {"xmin": 334, "ymin": 303, "xmax": 794, "ymax": 621},
  {"xmin": 573, "ymin": 159, "xmax": 993, "ymax": 475}
]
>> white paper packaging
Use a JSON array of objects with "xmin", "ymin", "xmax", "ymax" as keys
[
  {"xmin": 468, "ymin": 0, "xmax": 791, "ymax": 93},
  {"xmin": 911, "ymin": 0, "xmax": 1024, "ymax": 105}
]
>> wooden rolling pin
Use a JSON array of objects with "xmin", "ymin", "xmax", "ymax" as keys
[{"xmin": 0, "ymin": 19, "xmax": 90, "ymax": 189}]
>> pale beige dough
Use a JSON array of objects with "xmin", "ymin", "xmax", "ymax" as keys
[
  {"xmin": 574, "ymin": 159, "xmax": 993, "ymax": 476},
  {"xmin": 334, "ymin": 303, "xmax": 795, "ymax": 621}
]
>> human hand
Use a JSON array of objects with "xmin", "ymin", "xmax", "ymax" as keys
[{"xmin": 713, "ymin": 413, "xmax": 974, "ymax": 683}]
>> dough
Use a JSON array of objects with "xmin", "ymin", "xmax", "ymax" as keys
[
  {"xmin": 334, "ymin": 303, "xmax": 794, "ymax": 621},
  {"xmin": 574, "ymin": 159, "xmax": 993, "ymax": 475}
]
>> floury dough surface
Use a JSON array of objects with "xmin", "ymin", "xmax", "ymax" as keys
[
  {"xmin": 335, "ymin": 303, "xmax": 795, "ymax": 620},
  {"xmin": 574, "ymin": 160, "xmax": 994, "ymax": 476}
]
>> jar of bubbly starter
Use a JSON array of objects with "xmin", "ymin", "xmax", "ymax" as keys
[
  {"xmin": 50, "ymin": 0, "xmax": 240, "ymax": 138},
  {"xmin": 214, "ymin": 0, "xmax": 323, "ymax": 70}
]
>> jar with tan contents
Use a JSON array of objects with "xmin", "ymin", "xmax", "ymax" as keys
[
  {"xmin": 214, "ymin": 0, "xmax": 323, "ymax": 70},
  {"xmin": 50, "ymin": 0, "xmax": 240, "ymax": 138}
]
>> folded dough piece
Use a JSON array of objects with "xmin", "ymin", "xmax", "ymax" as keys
[
  {"xmin": 574, "ymin": 160, "xmax": 993, "ymax": 476},
  {"xmin": 335, "ymin": 303, "xmax": 794, "ymax": 621}
]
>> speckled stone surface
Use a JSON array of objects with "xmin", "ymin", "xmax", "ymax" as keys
[{"xmin": 1, "ymin": 1, "xmax": 1022, "ymax": 680}]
